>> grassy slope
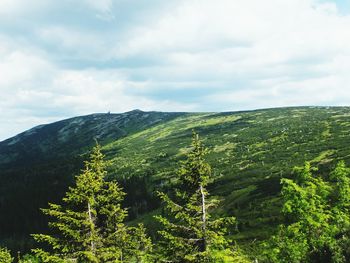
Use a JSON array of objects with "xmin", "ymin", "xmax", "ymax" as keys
[
  {"xmin": 2, "ymin": 106, "xmax": 350, "ymax": 252},
  {"xmin": 102, "ymin": 106, "xmax": 350, "ymax": 243}
]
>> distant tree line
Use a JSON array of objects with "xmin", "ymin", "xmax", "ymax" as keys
[{"xmin": 1, "ymin": 132, "xmax": 350, "ymax": 262}]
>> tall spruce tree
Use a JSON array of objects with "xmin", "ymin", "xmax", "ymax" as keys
[
  {"xmin": 32, "ymin": 144, "xmax": 152, "ymax": 262},
  {"xmin": 155, "ymin": 132, "xmax": 245, "ymax": 262}
]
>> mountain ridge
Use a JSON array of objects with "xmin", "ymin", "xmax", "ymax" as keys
[
  {"xmin": 1, "ymin": 106, "xmax": 350, "ymax": 252},
  {"xmin": 0, "ymin": 110, "xmax": 184, "ymax": 166}
]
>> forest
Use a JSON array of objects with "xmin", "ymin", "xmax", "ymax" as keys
[
  {"xmin": 1, "ymin": 0, "xmax": 350, "ymax": 261},
  {"xmin": 1, "ymin": 130, "xmax": 349, "ymax": 262}
]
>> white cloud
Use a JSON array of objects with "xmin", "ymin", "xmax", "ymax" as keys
[
  {"xmin": 0, "ymin": 0, "xmax": 114, "ymax": 16},
  {"xmin": 0, "ymin": 0, "xmax": 49, "ymax": 15},
  {"xmin": 110, "ymin": 0, "xmax": 350, "ymax": 106},
  {"xmin": 86, "ymin": 0, "xmax": 116, "ymax": 21},
  {"xmin": 117, "ymin": 0, "xmax": 350, "ymax": 65},
  {"xmin": 0, "ymin": 35, "xmax": 196, "ymax": 140},
  {"xmin": 84, "ymin": 0, "xmax": 113, "ymax": 13},
  {"xmin": 1, "ymin": 0, "xmax": 350, "ymax": 140},
  {"xmin": 37, "ymin": 26, "xmax": 111, "ymax": 59}
]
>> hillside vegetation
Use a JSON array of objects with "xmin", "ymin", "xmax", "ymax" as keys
[
  {"xmin": 1, "ymin": 106, "xmax": 350, "ymax": 254},
  {"xmin": 103, "ymin": 107, "xmax": 350, "ymax": 242}
]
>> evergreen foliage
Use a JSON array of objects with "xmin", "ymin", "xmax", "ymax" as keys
[
  {"xmin": 264, "ymin": 161, "xmax": 350, "ymax": 262},
  {"xmin": 32, "ymin": 144, "xmax": 152, "ymax": 262},
  {"xmin": 155, "ymin": 132, "xmax": 245, "ymax": 262},
  {"xmin": 0, "ymin": 247, "xmax": 13, "ymax": 263},
  {"xmin": 18, "ymin": 253, "xmax": 40, "ymax": 263}
]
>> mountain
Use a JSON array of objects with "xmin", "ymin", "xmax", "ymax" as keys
[
  {"xmin": 0, "ymin": 110, "xmax": 184, "ymax": 167},
  {"xmin": 1, "ymin": 106, "xmax": 350, "ymax": 252},
  {"xmin": 0, "ymin": 110, "xmax": 184, "ymax": 251}
]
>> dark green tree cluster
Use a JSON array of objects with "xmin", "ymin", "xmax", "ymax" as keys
[
  {"xmin": 24, "ymin": 134, "xmax": 241, "ymax": 262},
  {"xmin": 0, "ymin": 247, "xmax": 40, "ymax": 263},
  {"xmin": 32, "ymin": 144, "xmax": 152, "ymax": 262},
  {"xmin": 5, "ymin": 132, "xmax": 350, "ymax": 263},
  {"xmin": 264, "ymin": 161, "xmax": 350, "ymax": 263}
]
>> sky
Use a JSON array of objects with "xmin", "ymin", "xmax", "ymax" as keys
[{"xmin": 1, "ymin": 0, "xmax": 350, "ymax": 140}]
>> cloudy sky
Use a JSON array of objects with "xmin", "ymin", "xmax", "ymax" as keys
[{"xmin": 1, "ymin": 0, "xmax": 350, "ymax": 140}]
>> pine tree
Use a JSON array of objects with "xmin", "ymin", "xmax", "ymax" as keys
[
  {"xmin": 129, "ymin": 223, "xmax": 154, "ymax": 262},
  {"xmin": 155, "ymin": 132, "xmax": 242, "ymax": 262},
  {"xmin": 32, "ymin": 143, "xmax": 152, "ymax": 262}
]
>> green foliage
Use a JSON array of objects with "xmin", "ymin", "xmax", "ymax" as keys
[
  {"xmin": 0, "ymin": 247, "xmax": 13, "ymax": 263},
  {"xmin": 329, "ymin": 161, "xmax": 350, "ymax": 262},
  {"xmin": 32, "ymin": 144, "xmax": 152, "ymax": 262},
  {"xmin": 263, "ymin": 161, "xmax": 350, "ymax": 263},
  {"xmin": 155, "ymin": 132, "xmax": 237, "ymax": 262},
  {"xmin": 210, "ymin": 248, "xmax": 250, "ymax": 263},
  {"xmin": 128, "ymin": 224, "xmax": 154, "ymax": 262},
  {"xmin": 18, "ymin": 253, "xmax": 42, "ymax": 263},
  {"xmin": 4, "ymin": 107, "xmax": 350, "ymax": 252}
]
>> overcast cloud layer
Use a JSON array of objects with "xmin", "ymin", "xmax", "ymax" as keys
[{"xmin": 1, "ymin": 0, "xmax": 350, "ymax": 140}]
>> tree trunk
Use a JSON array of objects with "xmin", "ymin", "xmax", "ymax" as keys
[
  {"xmin": 87, "ymin": 202, "xmax": 95, "ymax": 253},
  {"xmin": 199, "ymin": 184, "xmax": 207, "ymax": 252}
]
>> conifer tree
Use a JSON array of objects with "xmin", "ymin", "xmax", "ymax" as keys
[
  {"xmin": 32, "ymin": 143, "xmax": 152, "ymax": 262},
  {"xmin": 155, "ymin": 132, "xmax": 243, "ymax": 262}
]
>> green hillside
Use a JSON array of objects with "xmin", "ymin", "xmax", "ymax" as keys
[
  {"xmin": 1, "ymin": 106, "xmax": 350, "ymax": 253},
  {"xmin": 102, "ymin": 107, "xmax": 350, "ymax": 242}
]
